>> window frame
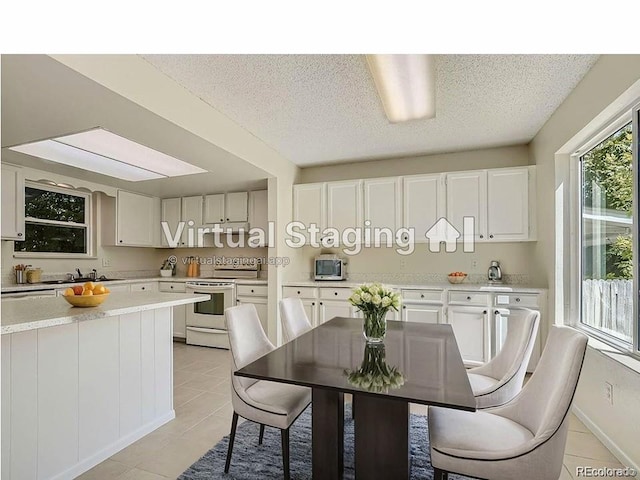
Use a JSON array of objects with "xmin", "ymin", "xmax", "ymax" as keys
[
  {"xmin": 14, "ymin": 181, "xmax": 94, "ymax": 258},
  {"xmin": 571, "ymin": 103, "xmax": 639, "ymax": 356}
]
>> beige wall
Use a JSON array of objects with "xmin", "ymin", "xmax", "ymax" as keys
[
  {"xmin": 293, "ymin": 144, "xmax": 536, "ymax": 282},
  {"xmin": 299, "ymin": 144, "xmax": 530, "ymax": 183},
  {"xmin": 530, "ymin": 54, "xmax": 640, "ymax": 468}
]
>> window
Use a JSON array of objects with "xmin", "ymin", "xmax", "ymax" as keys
[
  {"xmin": 579, "ymin": 113, "xmax": 637, "ymax": 348},
  {"xmin": 14, "ymin": 182, "xmax": 92, "ymax": 256}
]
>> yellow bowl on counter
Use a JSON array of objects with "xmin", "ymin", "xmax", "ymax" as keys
[{"xmin": 63, "ymin": 293, "xmax": 110, "ymax": 308}]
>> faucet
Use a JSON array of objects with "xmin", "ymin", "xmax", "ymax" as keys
[{"xmin": 76, "ymin": 268, "xmax": 83, "ymax": 279}]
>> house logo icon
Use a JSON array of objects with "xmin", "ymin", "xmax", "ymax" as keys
[{"xmin": 425, "ymin": 217, "xmax": 476, "ymax": 253}]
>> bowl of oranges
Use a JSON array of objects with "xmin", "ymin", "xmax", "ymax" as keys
[
  {"xmin": 62, "ymin": 282, "xmax": 110, "ymax": 307},
  {"xmin": 447, "ymin": 272, "xmax": 468, "ymax": 284}
]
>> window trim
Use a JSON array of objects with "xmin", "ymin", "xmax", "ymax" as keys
[
  {"xmin": 570, "ymin": 103, "xmax": 639, "ymax": 357},
  {"xmin": 14, "ymin": 181, "xmax": 94, "ymax": 258}
]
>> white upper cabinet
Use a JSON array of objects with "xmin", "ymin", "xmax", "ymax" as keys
[
  {"xmin": 403, "ymin": 174, "xmax": 444, "ymax": 242},
  {"xmin": 116, "ymin": 191, "xmax": 157, "ymax": 247},
  {"xmin": 1, "ymin": 164, "xmax": 25, "ymax": 241},
  {"xmin": 293, "ymin": 183, "xmax": 326, "ymax": 239},
  {"xmin": 181, "ymin": 196, "xmax": 204, "ymax": 226},
  {"xmin": 204, "ymin": 192, "xmax": 247, "ymax": 223},
  {"xmin": 326, "ymin": 180, "xmax": 362, "ymax": 237},
  {"xmin": 203, "ymin": 194, "xmax": 225, "ymax": 224},
  {"xmin": 363, "ymin": 177, "xmax": 401, "ymax": 231},
  {"xmin": 248, "ymin": 190, "xmax": 269, "ymax": 246},
  {"xmin": 160, "ymin": 198, "xmax": 182, "ymax": 247},
  {"xmin": 226, "ymin": 192, "xmax": 248, "ymax": 222},
  {"xmin": 487, "ymin": 167, "xmax": 530, "ymax": 241},
  {"xmin": 446, "ymin": 170, "xmax": 487, "ymax": 241}
]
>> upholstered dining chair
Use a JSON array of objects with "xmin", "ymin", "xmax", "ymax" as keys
[
  {"xmin": 428, "ymin": 326, "xmax": 588, "ymax": 480},
  {"xmin": 279, "ymin": 297, "xmax": 313, "ymax": 342},
  {"xmin": 224, "ymin": 304, "xmax": 311, "ymax": 480},
  {"xmin": 467, "ymin": 309, "xmax": 540, "ymax": 408}
]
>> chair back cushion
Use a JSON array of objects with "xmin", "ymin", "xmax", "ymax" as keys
[
  {"xmin": 279, "ymin": 297, "xmax": 313, "ymax": 342},
  {"xmin": 487, "ymin": 309, "xmax": 539, "ymax": 381},
  {"xmin": 496, "ymin": 326, "xmax": 587, "ymax": 440},
  {"xmin": 225, "ymin": 304, "xmax": 275, "ymax": 391}
]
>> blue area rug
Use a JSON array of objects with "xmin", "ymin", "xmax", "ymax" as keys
[{"xmin": 179, "ymin": 405, "xmax": 470, "ymax": 479}]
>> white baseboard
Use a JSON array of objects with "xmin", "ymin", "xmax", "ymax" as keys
[
  {"xmin": 572, "ymin": 405, "xmax": 638, "ymax": 471},
  {"xmin": 50, "ymin": 410, "xmax": 176, "ymax": 480}
]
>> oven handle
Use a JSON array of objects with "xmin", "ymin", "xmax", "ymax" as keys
[{"xmin": 186, "ymin": 286, "xmax": 234, "ymax": 293}]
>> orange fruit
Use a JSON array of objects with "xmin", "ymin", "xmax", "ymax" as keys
[
  {"xmin": 104, "ymin": 287, "xmax": 110, "ymax": 294},
  {"xmin": 93, "ymin": 285, "xmax": 106, "ymax": 295},
  {"xmin": 64, "ymin": 287, "xmax": 75, "ymax": 296},
  {"xmin": 82, "ymin": 289, "xmax": 93, "ymax": 296},
  {"xmin": 83, "ymin": 281, "xmax": 95, "ymax": 291}
]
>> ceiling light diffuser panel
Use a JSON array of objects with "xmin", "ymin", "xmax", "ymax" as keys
[
  {"xmin": 366, "ymin": 54, "xmax": 436, "ymax": 123},
  {"xmin": 9, "ymin": 128, "xmax": 207, "ymax": 182}
]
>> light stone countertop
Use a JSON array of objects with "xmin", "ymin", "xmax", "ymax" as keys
[
  {"xmin": 1, "ymin": 292, "xmax": 209, "ymax": 335},
  {"xmin": 1, "ymin": 277, "xmax": 268, "ymax": 293},
  {"xmin": 282, "ymin": 279, "xmax": 547, "ymax": 293}
]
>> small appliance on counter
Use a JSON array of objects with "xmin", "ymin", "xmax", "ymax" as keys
[
  {"xmin": 314, "ymin": 254, "xmax": 347, "ymax": 281},
  {"xmin": 488, "ymin": 260, "xmax": 503, "ymax": 284}
]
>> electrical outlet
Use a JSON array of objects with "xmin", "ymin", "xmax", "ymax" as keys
[
  {"xmin": 604, "ymin": 382, "xmax": 613, "ymax": 405},
  {"xmin": 400, "ymin": 259, "xmax": 406, "ymax": 270},
  {"xmin": 102, "ymin": 258, "xmax": 112, "ymax": 267},
  {"xmin": 471, "ymin": 260, "xmax": 478, "ymax": 270}
]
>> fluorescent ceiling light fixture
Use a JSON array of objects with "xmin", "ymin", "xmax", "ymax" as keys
[
  {"xmin": 366, "ymin": 54, "xmax": 436, "ymax": 123},
  {"xmin": 9, "ymin": 128, "xmax": 207, "ymax": 182}
]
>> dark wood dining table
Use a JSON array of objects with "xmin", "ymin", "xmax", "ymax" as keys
[{"xmin": 235, "ymin": 317, "xmax": 476, "ymax": 479}]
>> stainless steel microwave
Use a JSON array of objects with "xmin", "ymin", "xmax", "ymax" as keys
[{"xmin": 314, "ymin": 255, "xmax": 346, "ymax": 281}]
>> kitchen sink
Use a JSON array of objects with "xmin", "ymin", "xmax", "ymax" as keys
[
  {"xmin": 97, "ymin": 277, "xmax": 125, "ymax": 282},
  {"xmin": 40, "ymin": 279, "xmax": 71, "ymax": 285},
  {"xmin": 40, "ymin": 277, "xmax": 124, "ymax": 285}
]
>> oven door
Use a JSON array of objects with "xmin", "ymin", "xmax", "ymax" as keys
[{"xmin": 185, "ymin": 285, "xmax": 234, "ymax": 329}]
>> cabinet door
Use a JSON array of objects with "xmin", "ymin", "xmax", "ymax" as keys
[
  {"xmin": 226, "ymin": 192, "xmax": 248, "ymax": 222},
  {"xmin": 318, "ymin": 300, "xmax": 353, "ymax": 325},
  {"xmin": 1, "ymin": 164, "xmax": 25, "ymax": 241},
  {"xmin": 326, "ymin": 180, "xmax": 362, "ymax": 237},
  {"xmin": 117, "ymin": 191, "xmax": 155, "ymax": 246},
  {"xmin": 487, "ymin": 168, "xmax": 529, "ymax": 241},
  {"xmin": 403, "ymin": 174, "xmax": 444, "ymax": 242},
  {"xmin": 172, "ymin": 305, "xmax": 186, "ymax": 338},
  {"xmin": 161, "ymin": 198, "xmax": 182, "ymax": 247},
  {"xmin": 301, "ymin": 299, "xmax": 319, "ymax": 327},
  {"xmin": 447, "ymin": 306, "xmax": 489, "ymax": 365},
  {"xmin": 293, "ymin": 183, "xmax": 326, "ymax": 242},
  {"xmin": 248, "ymin": 190, "xmax": 269, "ymax": 246},
  {"xmin": 203, "ymin": 194, "xmax": 225, "ymax": 224},
  {"xmin": 446, "ymin": 170, "xmax": 487, "ymax": 242},
  {"xmin": 363, "ymin": 177, "xmax": 401, "ymax": 231},
  {"xmin": 236, "ymin": 298, "xmax": 269, "ymax": 334},
  {"xmin": 402, "ymin": 303, "xmax": 443, "ymax": 324},
  {"xmin": 181, "ymin": 196, "xmax": 203, "ymax": 225}
]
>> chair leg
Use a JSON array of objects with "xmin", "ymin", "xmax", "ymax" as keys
[
  {"xmin": 259, "ymin": 424, "xmax": 265, "ymax": 445},
  {"xmin": 433, "ymin": 467, "xmax": 448, "ymax": 480},
  {"xmin": 281, "ymin": 428, "xmax": 290, "ymax": 480},
  {"xmin": 224, "ymin": 412, "xmax": 239, "ymax": 473}
]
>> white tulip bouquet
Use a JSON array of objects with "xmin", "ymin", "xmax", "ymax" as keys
[{"xmin": 348, "ymin": 283, "xmax": 401, "ymax": 342}]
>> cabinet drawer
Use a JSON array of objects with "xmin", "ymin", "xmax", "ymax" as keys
[
  {"xmin": 283, "ymin": 286, "xmax": 318, "ymax": 299},
  {"xmin": 159, "ymin": 282, "xmax": 186, "ymax": 293},
  {"xmin": 130, "ymin": 282, "xmax": 157, "ymax": 292},
  {"xmin": 448, "ymin": 291, "xmax": 490, "ymax": 305},
  {"xmin": 237, "ymin": 285, "xmax": 268, "ymax": 297},
  {"xmin": 495, "ymin": 293, "xmax": 540, "ymax": 308},
  {"xmin": 319, "ymin": 288, "xmax": 352, "ymax": 300},
  {"xmin": 402, "ymin": 289, "xmax": 443, "ymax": 303}
]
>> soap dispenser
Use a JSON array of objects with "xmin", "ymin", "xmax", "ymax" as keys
[{"xmin": 488, "ymin": 260, "xmax": 503, "ymax": 284}]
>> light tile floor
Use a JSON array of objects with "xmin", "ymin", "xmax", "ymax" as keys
[{"xmin": 79, "ymin": 342, "xmax": 626, "ymax": 480}]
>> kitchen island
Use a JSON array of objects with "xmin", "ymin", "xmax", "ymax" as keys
[{"xmin": 1, "ymin": 292, "xmax": 208, "ymax": 480}]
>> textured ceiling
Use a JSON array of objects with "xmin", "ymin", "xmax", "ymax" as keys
[{"xmin": 142, "ymin": 54, "xmax": 599, "ymax": 166}]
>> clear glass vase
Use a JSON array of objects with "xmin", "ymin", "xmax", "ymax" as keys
[{"xmin": 363, "ymin": 309, "xmax": 388, "ymax": 343}]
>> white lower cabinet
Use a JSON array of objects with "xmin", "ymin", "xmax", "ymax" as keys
[
  {"xmin": 447, "ymin": 305, "xmax": 489, "ymax": 366},
  {"xmin": 130, "ymin": 282, "xmax": 158, "ymax": 293},
  {"xmin": 236, "ymin": 284, "xmax": 268, "ymax": 334},
  {"xmin": 402, "ymin": 303, "xmax": 444, "ymax": 324},
  {"xmin": 301, "ymin": 299, "xmax": 319, "ymax": 327},
  {"xmin": 159, "ymin": 282, "xmax": 186, "ymax": 338},
  {"xmin": 318, "ymin": 299, "xmax": 353, "ymax": 325}
]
